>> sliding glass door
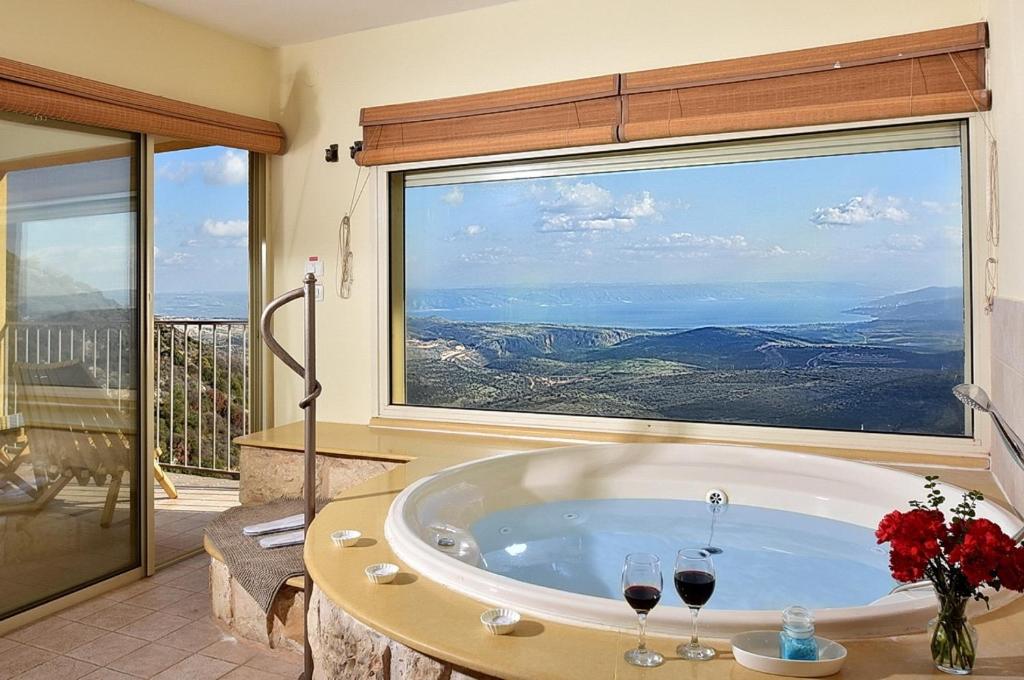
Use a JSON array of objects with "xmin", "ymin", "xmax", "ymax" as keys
[{"xmin": 0, "ymin": 112, "xmax": 141, "ymax": 619}]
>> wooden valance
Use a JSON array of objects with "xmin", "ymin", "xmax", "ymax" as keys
[
  {"xmin": 0, "ymin": 57, "xmax": 285, "ymax": 154},
  {"xmin": 354, "ymin": 22, "xmax": 988, "ymax": 166}
]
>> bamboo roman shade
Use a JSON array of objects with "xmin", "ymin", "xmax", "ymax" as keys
[
  {"xmin": 356, "ymin": 74, "xmax": 622, "ymax": 166},
  {"xmin": 0, "ymin": 56, "xmax": 285, "ymax": 154},
  {"xmin": 354, "ymin": 22, "xmax": 988, "ymax": 166}
]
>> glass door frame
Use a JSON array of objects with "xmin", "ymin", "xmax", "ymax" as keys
[
  {"xmin": 0, "ymin": 127, "xmax": 151, "ymax": 633},
  {"xmin": 0, "ymin": 134, "xmax": 267, "ymax": 632}
]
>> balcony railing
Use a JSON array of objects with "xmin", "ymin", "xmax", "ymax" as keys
[
  {"xmin": 1, "ymin": 319, "xmax": 249, "ymax": 478},
  {"xmin": 156, "ymin": 319, "xmax": 249, "ymax": 477}
]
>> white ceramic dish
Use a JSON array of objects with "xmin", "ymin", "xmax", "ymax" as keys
[
  {"xmin": 365, "ymin": 563, "xmax": 399, "ymax": 584},
  {"xmin": 731, "ymin": 631, "xmax": 847, "ymax": 677},
  {"xmin": 331, "ymin": 529, "xmax": 362, "ymax": 547},
  {"xmin": 480, "ymin": 608, "xmax": 520, "ymax": 635}
]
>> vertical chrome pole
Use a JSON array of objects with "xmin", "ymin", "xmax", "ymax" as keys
[
  {"xmin": 260, "ymin": 275, "xmax": 321, "ymax": 680},
  {"xmin": 302, "ymin": 272, "xmax": 316, "ymax": 680}
]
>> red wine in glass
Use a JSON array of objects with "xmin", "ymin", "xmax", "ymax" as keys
[
  {"xmin": 674, "ymin": 570, "xmax": 715, "ymax": 607},
  {"xmin": 674, "ymin": 548, "xmax": 717, "ymax": 661},
  {"xmin": 621, "ymin": 553, "xmax": 664, "ymax": 668},
  {"xmin": 624, "ymin": 584, "xmax": 662, "ymax": 613}
]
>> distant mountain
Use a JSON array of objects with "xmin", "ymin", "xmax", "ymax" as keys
[
  {"xmin": 846, "ymin": 287, "xmax": 963, "ymax": 322},
  {"xmin": 589, "ymin": 325, "xmax": 961, "ymax": 370},
  {"xmin": 13, "ymin": 255, "xmax": 124, "ymax": 321},
  {"xmin": 409, "ymin": 317, "xmax": 639, "ymax": 363}
]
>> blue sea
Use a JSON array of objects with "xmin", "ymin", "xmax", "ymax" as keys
[
  {"xmin": 406, "ymin": 282, "xmax": 888, "ymax": 329},
  {"xmin": 155, "ymin": 291, "xmax": 248, "ymax": 320}
]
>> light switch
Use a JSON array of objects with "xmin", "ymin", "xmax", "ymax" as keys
[{"xmin": 305, "ymin": 256, "xmax": 324, "ymax": 278}]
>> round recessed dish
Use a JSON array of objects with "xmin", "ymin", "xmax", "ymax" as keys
[
  {"xmin": 731, "ymin": 631, "xmax": 847, "ymax": 677},
  {"xmin": 331, "ymin": 530, "xmax": 362, "ymax": 547},
  {"xmin": 365, "ymin": 563, "xmax": 399, "ymax": 585},
  {"xmin": 480, "ymin": 608, "xmax": 520, "ymax": 635}
]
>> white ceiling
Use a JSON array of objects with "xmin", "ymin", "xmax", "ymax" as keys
[{"xmin": 135, "ymin": 0, "xmax": 517, "ymax": 47}]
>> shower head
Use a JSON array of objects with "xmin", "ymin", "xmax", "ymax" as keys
[
  {"xmin": 952, "ymin": 384, "xmax": 1024, "ymax": 544},
  {"xmin": 953, "ymin": 383, "xmax": 991, "ymax": 413},
  {"xmin": 954, "ymin": 384, "xmax": 1024, "ymax": 477}
]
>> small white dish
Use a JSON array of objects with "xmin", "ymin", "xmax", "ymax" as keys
[
  {"xmin": 331, "ymin": 530, "xmax": 362, "ymax": 547},
  {"xmin": 731, "ymin": 631, "xmax": 847, "ymax": 678},
  {"xmin": 480, "ymin": 608, "xmax": 520, "ymax": 635},
  {"xmin": 364, "ymin": 563, "xmax": 399, "ymax": 584}
]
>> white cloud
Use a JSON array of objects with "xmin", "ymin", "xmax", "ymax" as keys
[
  {"xmin": 442, "ymin": 186, "xmax": 464, "ymax": 206},
  {"xmin": 810, "ymin": 194, "xmax": 910, "ymax": 228},
  {"xmin": 202, "ymin": 219, "xmax": 248, "ymax": 238},
  {"xmin": 459, "ymin": 246, "xmax": 513, "ymax": 264},
  {"xmin": 548, "ymin": 181, "xmax": 614, "ymax": 213},
  {"xmin": 624, "ymin": 231, "xmax": 802, "ymax": 259},
  {"xmin": 463, "ymin": 224, "xmax": 484, "ymax": 236},
  {"xmin": 156, "ymin": 149, "xmax": 248, "ymax": 186},
  {"xmin": 621, "ymin": 191, "xmax": 658, "ymax": 219},
  {"xmin": 921, "ymin": 200, "xmax": 959, "ymax": 214},
  {"xmin": 161, "ymin": 251, "xmax": 192, "ymax": 266},
  {"xmin": 575, "ymin": 217, "xmax": 636, "ymax": 231},
  {"xmin": 156, "ymin": 163, "xmax": 193, "ymax": 183},
  {"xmin": 202, "ymin": 150, "xmax": 248, "ymax": 185},
  {"xmin": 882, "ymin": 233, "xmax": 927, "ymax": 252},
  {"xmin": 538, "ymin": 182, "xmax": 661, "ymax": 233}
]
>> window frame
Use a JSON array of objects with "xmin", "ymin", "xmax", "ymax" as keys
[{"xmin": 374, "ymin": 114, "xmax": 991, "ymax": 458}]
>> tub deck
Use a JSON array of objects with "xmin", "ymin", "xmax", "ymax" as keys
[{"xmin": 240, "ymin": 422, "xmax": 1024, "ymax": 680}]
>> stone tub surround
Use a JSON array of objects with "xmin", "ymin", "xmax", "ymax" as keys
[
  {"xmin": 272, "ymin": 422, "xmax": 1024, "ymax": 679},
  {"xmin": 992, "ymin": 296, "xmax": 1024, "ymax": 511},
  {"xmin": 238, "ymin": 444, "xmax": 399, "ymax": 506}
]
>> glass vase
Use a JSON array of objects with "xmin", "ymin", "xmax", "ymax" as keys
[{"xmin": 928, "ymin": 595, "xmax": 977, "ymax": 675}]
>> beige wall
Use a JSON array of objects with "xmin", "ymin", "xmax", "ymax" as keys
[
  {"xmin": 986, "ymin": 0, "xmax": 1024, "ymax": 300},
  {"xmin": 985, "ymin": 0, "xmax": 1024, "ymax": 509},
  {"xmin": 0, "ymin": 0, "xmax": 274, "ymax": 119},
  {"xmin": 270, "ymin": 0, "xmax": 985, "ymax": 426}
]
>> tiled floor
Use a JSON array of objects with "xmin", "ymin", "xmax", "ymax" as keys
[
  {"xmin": 1, "ymin": 469, "xmax": 238, "ymax": 615},
  {"xmin": 155, "ymin": 472, "xmax": 240, "ymax": 566},
  {"xmin": 2, "ymin": 552, "xmax": 302, "ymax": 680}
]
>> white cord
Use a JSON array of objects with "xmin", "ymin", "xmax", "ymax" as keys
[
  {"xmin": 336, "ymin": 157, "xmax": 374, "ymax": 299},
  {"xmin": 337, "ymin": 215, "xmax": 353, "ymax": 299},
  {"xmin": 948, "ymin": 53, "xmax": 1000, "ymax": 312}
]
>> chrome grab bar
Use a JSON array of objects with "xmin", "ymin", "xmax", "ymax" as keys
[{"xmin": 259, "ymin": 273, "xmax": 319, "ymax": 680}]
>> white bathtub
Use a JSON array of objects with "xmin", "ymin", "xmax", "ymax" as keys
[{"xmin": 384, "ymin": 444, "xmax": 1023, "ymax": 639}]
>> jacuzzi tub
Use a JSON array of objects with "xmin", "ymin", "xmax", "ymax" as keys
[{"xmin": 384, "ymin": 443, "xmax": 1023, "ymax": 639}]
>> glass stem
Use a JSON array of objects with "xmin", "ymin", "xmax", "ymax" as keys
[
  {"xmin": 637, "ymin": 612, "xmax": 648, "ymax": 652},
  {"xmin": 690, "ymin": 607, "xmax": 700, "ymax": 647}
]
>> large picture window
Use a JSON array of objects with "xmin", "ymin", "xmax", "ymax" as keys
[{"xmin": 389, "ymin": 122, "xmax": 971, "ymax": 437}]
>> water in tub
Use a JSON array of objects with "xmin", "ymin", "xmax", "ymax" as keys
[{"xmin": 470, "ymin": 499, "xmax": 897, "ymax": 610}]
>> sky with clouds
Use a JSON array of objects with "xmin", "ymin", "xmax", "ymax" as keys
[
  {"xmin": 405, "ymin": 146, "xmax": 964, "ymax": 294},
  {"xmin": 154, "ymin": 146, "xmax": 249, "ymax": 293}
]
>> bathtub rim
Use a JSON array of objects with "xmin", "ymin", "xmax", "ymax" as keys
[{"xmin": 384, "ymin": 442, "xmax": 1023, "ymax": 639}]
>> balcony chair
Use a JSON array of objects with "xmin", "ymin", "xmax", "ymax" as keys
[{"xmin": 0, "ymin": 360, "xmax": 177, "ymax": 527}]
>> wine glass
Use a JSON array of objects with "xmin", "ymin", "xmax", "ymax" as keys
[
  {"xmin": 621, "ymin": 553, "xmax": 664, "ymax": 667},
  {"xmin": 674, "ymin": 548, "xmax": 716, "ymax": 661}
]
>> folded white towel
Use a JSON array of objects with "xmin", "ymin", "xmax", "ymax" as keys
[
  {"xmin": 243, "ymin": 513, "xmax": 304, "ymax": 536},
  {"xmin": 258, "ymin": 529, "xmax": 304, "ymax": 549}
]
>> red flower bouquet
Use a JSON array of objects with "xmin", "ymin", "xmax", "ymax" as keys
[{"xmin": 876, "ymin": 476, "xmax": 1024, "ymax": 674}]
